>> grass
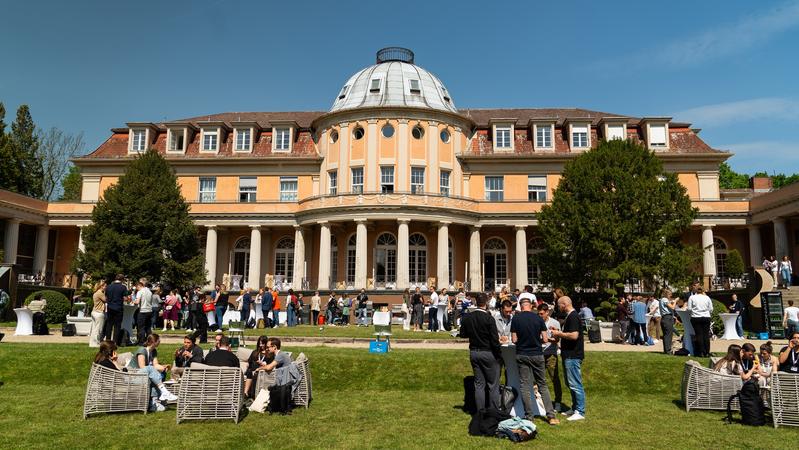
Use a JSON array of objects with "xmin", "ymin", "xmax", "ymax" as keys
[{"xmin": 0, "ymin": 344, "xmax": 795, "ymax": 449}]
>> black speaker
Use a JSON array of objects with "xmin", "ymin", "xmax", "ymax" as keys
[{"xmin": 61, "ymin": 323, "xmax": 77, "ymax": 337}]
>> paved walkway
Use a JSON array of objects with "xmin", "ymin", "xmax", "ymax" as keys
[{"xmin": 1, "ymin": 327, "xmax": 787, "ymax": 352}]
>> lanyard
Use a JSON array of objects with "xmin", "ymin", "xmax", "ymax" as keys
[
  {"xmin": 741, "ymin": 359, "xmax": 752, "ymax": 372},
  {"xmin": 792, "ymin": 350, "xmax": 798, "ymax": 366}
]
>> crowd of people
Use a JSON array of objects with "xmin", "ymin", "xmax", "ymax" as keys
[{"xmin": 713, "ymin": 331, "xmax": 799, "ymax": 386}]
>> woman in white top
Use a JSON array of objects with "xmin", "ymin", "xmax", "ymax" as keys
[
  {"xmin": 783, "ymin": 299, "xmax": 799, "ymax": 336},
  {"xmin": 757, "ymin": 341, "xmax": 779, "ymax": 388},
  {"xmin": 647, "ymin": 296, "xmax": 661, "ymax": 340},
  {"xmin": 780, "ymin": 256, "xmax": 793, "ymax": 289},
  {"xmin": 713, "ymin": 344, "xmax": 742, "ymax": 376},
  {"xmin": 769, "ymin": 256, "xmax": 779, "ymax": 287}
]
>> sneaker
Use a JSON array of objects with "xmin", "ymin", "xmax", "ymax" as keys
[
  {"xmin": 560, "ymin": 408, "xmax": 574, "ymax": 416},
  {"xmin": 154, "ymin": 402, "xmax": 166, "ymax": 412},
  {"xmin": 159, "ymin": 388, "xmax": 178, "ymax": 402},
  {"xmin": 567, "ymin": 412, "xmax": 585, "ymax": 421},
  {"xmin": 162, "ymin": 327, "xmax": 167, "ymax": 331}
]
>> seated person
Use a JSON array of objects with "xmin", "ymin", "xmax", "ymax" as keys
[
  {"xmin": 94, "ymin": 340, "xmax": 124, "ymax": 371},
  {"xmin": 758, "ymin": 341, "xmax": 779, "ymax": 387},
  {"xmin": 127, "ymin": 333, "xmax": 177, "ymax": 411},
  {"xmin": 263, "ymin": 337, "xmax": 291, "ymax": 372},
  {"xmin": 172, "ymin": 335, "xmax": 204, "ymax": 379},
  {"xmin": 713, "ymin": 344, "xmax": 742, "ymax": 376},
  {"xmin": 208, "ymin": 332, "xmax": 223, "ymax": 352},
  {"xmin": 203, "ymin": 335, "xmax": 240, "ymax": 368},
  {"xmin": 739, "ymin": 342, "xmax": 760, "ymax": 382},
  {"xmin": 778, "ymin": 331, "xmax": 799, "ymax": 374},
  {"xmin": 578, "ymin": 302, "xmax": 594, "ymax": 325},
  {"xmin": 243, "ymin": 336, "xmax": 270, "ymax": 398}
]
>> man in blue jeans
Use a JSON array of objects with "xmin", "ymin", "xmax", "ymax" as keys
[{"xmin": 551, "ymin": 295, "xmax": 585, "ymax": 421}]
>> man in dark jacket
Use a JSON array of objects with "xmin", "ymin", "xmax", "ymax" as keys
[
  {"xmin": 173, "ymin": 334, "xmax": 205, "ymax": 378},
  {"xmin": 104, "ymin": 274, "xmax": 129, "ymax": 345},
  {"xmin": 459, "ymin": 293, "xmax": 501, "ymax": 412},
  {"xmin": 203, "ymin": 335, "xmax": 241, "ymax": 368}
]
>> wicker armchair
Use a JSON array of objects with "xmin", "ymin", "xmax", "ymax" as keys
[
  {"xmin": 681, "ymin": 360, "xmax": 742, "ymax": 412},
  {"xmin": 255, "ymin": 370, "xmax": 277, "ymax": 394},
  {"xmin": 176, "ymin": 365, "xmax": 244, "ymax": 424},
  {"xmin": 771, "ymin": 372, "xmax": 799, "ymax": 428},
  {"xmin": 83, "ymin": 363, "xmax": 150, "ymax": 418},
  {"xmin": 292, "ymin": 353, "xmax": 312, "ymax": 409}
]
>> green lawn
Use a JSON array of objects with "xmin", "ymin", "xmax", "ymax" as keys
[{"xmin": 0, "ymin": 344, "xmax": 792, "ymax": 449}]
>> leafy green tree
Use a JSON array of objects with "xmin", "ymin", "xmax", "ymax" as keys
[
  {"xmin": 75, "ymin": 149, "xmax": 206, "ymax": 287},
  {"xmin": 59, "ymin": 164, "xmax": 83, "ymax": 201},
  {"xmin": 535, "ymin": 139, "xmax": 699, "ymax": 293},
  {"xmin": 725, "ymin": 249, "xmax": 745, "ymax": 279},
  {"xmin": 718, "ymin": 162, "xmax": 749, "ymax": 189},
  {"xmin": 0, "ymin": 102, "xmax": 16, "ymax": 192},
  {"xmin": 0, "ymin": 104, "xmax": 44, "ymax": 197}
]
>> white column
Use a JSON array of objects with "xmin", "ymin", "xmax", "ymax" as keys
[
  {"xmin": 748, "ymin": 225, "xmax": 763, "ymax": 267},
  {"xmin": 515, "ymin": 225, "xmax": 528, "ymax": 290},
  {"xmin": 469, "ymin": 226, "xmax": 481, "ymax": 291},
  {"xmin": 355, "ymin": 219, "xmax": 368, "ymax": 289},
  {"xmin": 261, "ymin": 229, "xmax": 272, "ymax": 286},
  {"xmin": 248, "ymin": 226, "xmax": 262, "ymax": 289},
  {"xmin": 318, "ymin": 222, "xmax": 331, "ymax": 290},
  {"xmin": 773, "ymin": 218, "xmax": 789, "ymax": 259},
  {"xmin": 292, "ymin": 226, "xmax": 306, "ymax": 290},
  {"xmin": 77, "ymin": 224, "xmax": 86, "ymax": 254},
  {"xmin": 701, "ymin": 225, "xmax": 716, "ymax": 277},
  {"xmin": 437, "ymin": 222, "xmax": 450, "ymax": 289},
  {"xmin": 204, "ymin": 226, "xmax": 218, "ymax": 289},
  {"xmin": 3, "ymin": 219, "xmax": 20, "ymax": 264},
  {"xmin": 397, "ymin": 219, "xmax": 410, "ymax": 289},
  {"xmin": 32, "ymin": 225, "xmax": 49, "ymax": 276}
]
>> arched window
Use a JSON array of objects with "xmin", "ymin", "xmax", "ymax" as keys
[
  {"xmin": 527, "ymin": 237, "xmax": 545, "ymax": 286},
  {"xmin": 274, "ymin": 237, "xmax": 295, "ymax": 284},
  {"xmin": 483, "ymin": 238, "xmax": 508, "ymax": 291},
  {"xmin": 409, "ymin": 233, "xmax": 427, "ymax": 285},
  {"xmin": 714, "ymin": 237, "xmax": 728, "ymax": 279},
  {"xmin": 232, "ymin": 237, "xmax": 250, "ymax": 282},
  {"xmin": 346, "ymin": 234, "xmax": 357, "ymax": 284},
  {"xmin": 330, "ymin": 235, "xmax": 338, "ymax": 285},
  {"xmin": 375, "ymin": 232, "xmax": 397, "ymax": 286}
]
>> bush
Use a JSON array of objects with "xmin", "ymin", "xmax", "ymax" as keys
[
  {"xmin": 711, "ymin": 299, "xmax": 728, "ymax": 335},
  {"xmin": 24, "ymin": 290, "xmax": 71, "ymax": 324},
  {"xmin": 725, "ymin": 249, "xmax": 745, "ymax": 279}
]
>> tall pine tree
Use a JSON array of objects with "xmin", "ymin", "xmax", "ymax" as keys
[
  {"xmin": 0, "ymin": 102, "xmax": 15, "ymax": 192},
  {"xmin": 76, "ymin": 149, "xmax": 206, "ymax": 286},
  {"xmin": 536, "ymin": 139, "xmax": 699, "ymax": 293},
  {"xmin": 0, "ymin": 104, "xmax": 44, "ymax": 197}
]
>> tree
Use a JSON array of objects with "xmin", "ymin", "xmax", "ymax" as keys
[
  {"xmin": 725, "ymin": 249, "xmax": 745, "ymax": 279},
  {"xmin": 60, "ymin": 164, "xmax": 83, "ymax": 201},
  {"xmin": 0, "ymin": 102, "xmax": 15, "ymax": 192},
  {"xmin": 718, "ymin": 162, "xmax": 749, "ymax": 189},
  {"xmin": 36, "ymin": 127, "xmax": 85, "ymax": 200},
  {"xmin": 0, "ymin": 104, "xmax": 44, "ymax": 197},
  {"xmin": 75, "ymin": 149, "xmax": 206, "ymax": 287},
  {"xmin": 535, "ymin": 139, "xmax": 699, "ymax": 294}
]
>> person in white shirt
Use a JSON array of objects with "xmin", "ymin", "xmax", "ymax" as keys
[
  {"xmin": 518, "ymin": 285, "xmax": 537, "ymax": 311},
  {"xmin": 780, "ymin": 256, "xmax": 793, "ymax": 290},
  {"xmin": 647, "ymin": 296, "xmax": 661, "ymax": 341},
  {"xmin": 783, "ymin": 300, "xmax": 799, "ymax": 336},
  {"xmin": 133, "ymin": 281, "xmax": 153, "ymax": 344},
  {"xmin": 687, "ymin": 287, "xmax": 714, "ymax": 357},
  {"xmin": 769, "ymin": 256, "xmax": 779, "ymax": 288},
  {"xmin": 428, "ymin": 290, "xmax": 440, "ymax": 332},
  {"xmin": 437, "ymin": 288, "xmax": 449, "ymax": 332}
]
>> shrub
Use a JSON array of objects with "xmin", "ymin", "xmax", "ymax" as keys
[
  {"xmin": 24, "ymin": 290, "xmax": 71, "ymax": 324},
  {"xmin": 711, "ymin": 299, "xmax": 728, "ymax": 335},
  {"xmin": 725, "ymin": 249, "xmax": 745, "ymax": 279}
]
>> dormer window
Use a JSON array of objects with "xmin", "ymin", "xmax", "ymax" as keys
[
  {"xmin": 648, "ymin": 124, "xmax": 667, "ymax": 148},
  {"xmin": 490, "ymin": 120, "xmax": 516, "ymax": 152},
  {"xmin": 531, "ymin": 121, "xmax": 555, "ymax": 150},
  {"xmin": 131, "ymin": 129, "xmax": 146, "ymax": 152},
  {"xmin": 201, "ymin": 128, "xmax": 219, "ymax": 152},
  {"xmin": 409, "ymin": 79, "xmax": 421, "ymax": 94},
  {"xmin": 606, "ymin": 123, "xmax": 625, "ymax": 140},
  {"xmin": 369, "ymin": 78, "xmax": 382, "ymax": 93},
  {"xmin": 273, "ymin": 127, "xmax": 291, "ymax": 151},
  {"xmin": 167, "ymin": 129, "xmax": 185, "ymax": 153},
  {"xmin": 235, "ymin": 128, "xmax": 252, "ymax": 152},
  {"xmin": 642, "ymin": 118, "xmax": 671, "ymax": 150},
  {"xmin": 568, "ymin": 122, "xmax": 591, "ymax": 150},
  {"xmin": 338, "ymin": 85, "xmax": 349, "ymax": 100}
]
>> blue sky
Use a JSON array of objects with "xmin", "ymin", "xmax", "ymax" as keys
[{"xmin": 1, "ymin": 0, "xmax": 797, "ymax": 174}]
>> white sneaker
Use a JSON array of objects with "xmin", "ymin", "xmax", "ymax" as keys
[
  {"xmin": 162, "ymin": 327, "xmax": 167, "ymax": 331},
  {"xmin": 159, "ymin": 388, "xmax": 178, "ymax": 402},
  {"xmin": 567, "ymin": 412, "xmax": 585, "ymax": 421},
  {"xmin": 154, "ymin": 402, "xmax": 166, "ymax": 412}
]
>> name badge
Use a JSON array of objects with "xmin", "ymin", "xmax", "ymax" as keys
[{"xmin": 791, "ymin": 367, "xmax": 798, "ymax": 372}]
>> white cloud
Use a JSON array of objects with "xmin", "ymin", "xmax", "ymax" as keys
[
  {"xmin": 655, "ymin": 1, "xmax": 799, "ymax": 67},
  {"xmin": 673, "ymin": 98, "xmax": 799, "ymax": 127}
]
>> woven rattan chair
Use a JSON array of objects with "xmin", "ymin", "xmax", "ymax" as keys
[
  {"xmin": 176, "ymin": 365, "xmax": 244, "ymax": 424},
  {"xmin": 771, "ymin": 372, "xmax": 799, "ymax": 428},
  {"xmin": 681, "ymin": 360, "xmax": 742, "ymax": 412},
  {"xmin": 292, "ymin": 353, "xmax": 312, "ymax": 409},
  {"xmin": 83, "ymin": 363, "xmax": 150, "ymax": 419}
]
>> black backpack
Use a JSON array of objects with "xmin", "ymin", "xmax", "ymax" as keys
[
  {"xmin": 268, "ymin": 383, "xmax": 293, "ymax": 415},
  {"xmin": 726, "ymin": 380, "xmax": 766, "ymax": 426},
  {"xmin": 32, "ymin": 312, "xmax": 49, "ymax": 335},
  {"xmin": 499, "ymin": 385, "xmax": 518, "ymax": 414}
]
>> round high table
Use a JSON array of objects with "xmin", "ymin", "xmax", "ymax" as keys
[
  {"xmin": 719, "ymin": 313, "xmax": 742, "ymax": 340},
  {"xmin": 675, "ymin": 309, "xmax": 695, "ymax": 356},
  {"xmin": 122, "ymin": 303, "xmax": 137, "ymax": 344},
  {"xmin": 14, "ymin": 308, "xmax": 33, "ymax": 336},
  {"xmin": 500, "ymin": 345, "xmax": 545, "ymax": 417}
]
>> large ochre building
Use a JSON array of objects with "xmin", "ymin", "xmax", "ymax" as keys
[{"xmin": 2, "ymin": 48, "xmax": 798, "ymax": 297}]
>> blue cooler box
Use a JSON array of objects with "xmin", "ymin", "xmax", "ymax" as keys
[{"xmin": 369, "ymin": 340, "xmax": 388, "ymax": 353}]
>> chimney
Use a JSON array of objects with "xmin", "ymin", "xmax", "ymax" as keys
[{"xmin": 750, "ymin": 176, "xmax": 772, "ymax": 193}]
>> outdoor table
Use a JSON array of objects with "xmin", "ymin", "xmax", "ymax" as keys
[
  {"xmin": 14, "ymin": 308, "xmax": 33, "ymax": 336},
  {"xmin": 122, "ymin": 303, "xmax": 137, "ymax": 343},
  {"xmin": 675, "ymin": 309, "xmax": 695, "ymax": 356},
  {"xmin": 500, "ymin": 344, "xmax": 544, "ymax": 417},
  {"xmin": 206, "ymin": 310, "xmax": 217, "ymax": 327},
  {"xmin": 222, "ymin": 308, "xmax": 241, "ymax": 326},
  {"xmin": 719, "ymin": 313, "xmax": 742, "ymax": 340}
]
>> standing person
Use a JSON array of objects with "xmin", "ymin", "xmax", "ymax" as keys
[
  {"xmin": 659, "ymin": 289, "xmax": 676, "ymax": 354},
  {"xmin": 728, "ymin": 293, "xmax": 746, "ymax": 338},
  {"xmin": 286, "ymin": 289, "xmax": 297, "ymax": 327},
  {"xmin": 356, "ymin": 289, "xmax": 369, "ymax": 326},
  {"xmin": 438, "ymin": 288, "xmax": 449, "ymax": 331},
  {"xmin": 104, "ymin": 274, "xmax": 128, "ymax": 346},
  {"xmin": 780, "ymin": 256, "xmax": 793, "ymax": 289},
  {"xmin": 261, "ymin": 287, "xmax": 273, "ymax": 328},
  {"xmin": 783, "ymin": 300, "xmax": 799, "ymax": 337},
  {"xmin": 311, "ymin": 291, "xmax": 321, "ymax": 326},
  {"xmin": 624, "ymin": 294, "xmax": 635, "ymax": 344},
  {"xmin": 213, "ymin": 285, "xmax": 226, "ymax": 330},
  {"xmin": 631, "ymin": 296, "xmax": 649, "ymax": 345},
  {"xmin": 412, "ymin": 287, "xmax": 424, "ymax": 331},
  {"xmin": 769, "ymin": 256, "xmax": 779, "ymax": 288},
  {"xmin": 151, "ymin": 287, "xmax": 162, "ymax": 331},
  {"xmin": 163, "ymin": 290, "xmax": 179, "ymax": 331},
  {"xmin": 271, "ymin": 287, "xmax": 280, "ymax": 328},
  {"xmin": 578, "ymin": 302, "xmax": 594, "ymax": 327},
  {"xmin": 187, "ymin": 287, "xmax": 202, "ymax": 332},
  {"xmin": 89, "ymin": 280, "xmax": 107, "ymax": 348},
  {"xmin": 454, "ymin": 288, "xmax": 466, "ymax": 328},
  {"xmin": 519, "ymin": 285, "xmax": 537, "ymax": 309},
  {"xmin": 340, "ymin": 293, "xmax": 351, "ymax": 326},
  {"xmin": 325, "ymin": 292, "xmax": 337, "ymax": 325},
  {"xmin": 459, "ymin": 293, "xmax": 502, "ymax": 412},
  {"xmin": 687, "ymin": 287, "xmax": 713, "ymax": 357},
  {"xmin": 428, "ymin": 288, "xmax": 440, "ymax": 332},
  {"xmin": 133, "ymin": 281, "xmax": 153, "ymax": 344},
  {"xmin": 550, "ymin": 296, "xmax": 586, "ymax": 421},
  {"xmin": 195, "ymin": 293, "xmax": 209, "ymax": 343},
  {"xmin": 538, "ymin": 303, "xmax": 563, "ymax": 413},
  {"xmin": 495, "ymin": 300, "xmax": 513, "ymax": 345},
  {"xmin": 647, "ymin": 296, "xmax": 661, "ymax": 341},
  {"xmin": 511, "ymin": 297, "xmax": 559, "ymax": 425},
  {"xmin": 401, "ymin": 288, "xmax": 412, "ymax": 331},
  {"xmin": 616, "ymin": 297, "xmax": 630, "ymax": 345},
  {"xmin": 241, "ymin": 289, "xmax": 253, "ymax": 328},
  {"xmin": 778, "ymin": 331, "xmax": 799, "ymax": 373}
]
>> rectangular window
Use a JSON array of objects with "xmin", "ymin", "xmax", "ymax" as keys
[
  {"xmin": 199, "ymin": 177, "xmax": 216, "ymax": 203},
  {"xmin": 351, "ymin": 167, "xmax": 364, "ymax": 194},
  {"xmin": 411, "ymin": 167, "xmax": 425, "ymax": 194},
  {"xmin": 346, "ymin": 247, "xmax": 356, "ymax": 283},
  {"xmin": 239, "ymin": 176, "xmax": 257, "ymax": 203},
  {"xmin": 202, "ymin": 130, "xmax": 218, "ymax": 152},
  {"xmin": 409, "ymin": 79, "xmax": 421, "ymax": 93},
  {"xmin": 649, "ymin": 124, "xmax": 667, "ymax": 147},
  {"xmin": 235, "ymin": 128, "xmax": 251, "ymax": 151},
  {"xmin": 131, "ymin": 130, "xmax": 146, "ymax": 152},
  {"xmin": 328, "ymin": 170, "xmax": 338, "ymax": 195},
  {"xmin": 527, "ymin": 175, "xmax": 547, "ymax": 202},
  {"xmin": 167, "ymin": 130, "xmax": 184, "ymax": 152},
  {"xmin": 279, "ymin": 176, "xmax": 298, "ymax": 202},
  {"xmin": 485, "ymin": 176, "xmax": 504, "ymax": 202},
  {"xmin": 274, "ymin": 128, "xmax": 291, "ymax": 151},
  {"xmin": 495, "ymin": 126, "xmax": 512, "ymax": 149},
  {"xmin": 607, "ymin": 124, "xmax": 625, "ymax": 141},
  {"xmin": 380, "ymin": 166, "xmax": 394, "ymax": 193},
  {"xmin": 535, "ymin": 124, "xmax": 552, "ymax": 148},
  {"xmin": 440, "ymin": 170, "xmax": 450, "ymax": 197},
  {"xmin": 571, "ymin": 125, "xmax": 589, "ymax": 148},
  {"xmin": 369, "ymin": 78, "xmax": 381, "ymax": 92}
]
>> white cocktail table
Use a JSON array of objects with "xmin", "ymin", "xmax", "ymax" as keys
[
  {"xmin": 14, "ymin": 308, "xmax": 33, "ymax": 336},
  {"xmin": 675, "ymin": 309, "xmax": 695, "ymax": 356},
  {"xmin": 719, "ymin": 313, "xmax": 742, "ymax": 340}
]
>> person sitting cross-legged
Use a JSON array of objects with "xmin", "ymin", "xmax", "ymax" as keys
[{"xmin": 128, "ymin": 334, "xmax": 178, "ymax": 411}]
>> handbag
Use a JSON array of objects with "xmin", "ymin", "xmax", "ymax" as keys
[{"xmin": 202, "ymin": 302, "xmax": 214, "ymax": 313}]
